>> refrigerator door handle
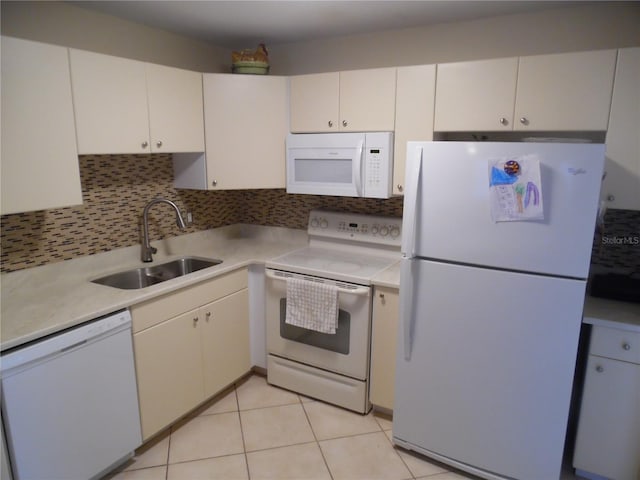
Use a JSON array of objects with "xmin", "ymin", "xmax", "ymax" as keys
[
  {"xmin": 399, "ymin": 258, "xmax": 415, "ymax": 361},
  {"xmin": 401, "ymin": 145, "xmax": 423, "ymax": 257}
]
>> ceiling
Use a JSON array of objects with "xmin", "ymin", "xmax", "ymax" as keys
[{"xmin": 72, "ymin": 1, "xmax": 582, "ymax": 49}]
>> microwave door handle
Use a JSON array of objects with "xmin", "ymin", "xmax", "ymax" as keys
[{"xmin": 353, "ymin": 140, "xmax": 364, "ymax": 196}]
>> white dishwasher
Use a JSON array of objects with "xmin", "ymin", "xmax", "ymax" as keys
[{"xmin": 1, "ymin": 310, "xmax": 142, "ymax": 480}]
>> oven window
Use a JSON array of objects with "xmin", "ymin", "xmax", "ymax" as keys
[{"xmin": 279, "ymin": 299, "xmax": 350, "ymax": 354}]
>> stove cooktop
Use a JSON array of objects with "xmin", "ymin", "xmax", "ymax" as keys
[{"xmin": 266, "ymin": 210, "xmax": 402, "ymax": 285}]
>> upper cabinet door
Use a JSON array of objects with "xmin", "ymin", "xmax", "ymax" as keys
[
  {"xmin": 290, "ymin": 72, "xmax": 340, "ymax": 132},
  {"xmin": 514, "ymin": 50, "xmax": 617, "ymax": 131},
  {"xmin": 393, "ymin": 64, "xmax": 436, "ymax": 195},
  {"xmin": 602, "ymin": 47, "xmax": 640, "ymax": 211},
  {"xmin": 339, "ymin": 67, "xmax": 397, "ymax": 132},
  {"xmin": 70, "ymin": 49, "xmax": 150, "ymax": 154},
  {"xmin": 1, "ymin": 36, "xmax": 82, "ymax": 215},
  {"xmin": 202, "ymin": 74, "xmax": 288, "ymax": 189},
  {"xmin": 145, "ymin": 63, "xmax": 205, "ymax": 153},
  {"xmin": 434, "ymin": 57, "xmax": 518, "ymax": 131}
]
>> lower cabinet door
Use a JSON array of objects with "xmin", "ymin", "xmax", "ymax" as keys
[
  {"xmin": 573, "ymin": 355, "xmax": 640, "ymax": 480},
  {"xmin": 201, "ymin": 289, "xmax": 251, "ymax": 398},
  {"xmin": 133, "ymin": 308, "xmax": 205, "ymax": 440},
  {"xmin": 369, "ymin": 287, "xmax": 399, "ymax": 411}
]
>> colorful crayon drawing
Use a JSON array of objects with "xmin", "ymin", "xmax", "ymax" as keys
[{"xmin": 489, "ymin": 156, "xmax": 544, "ymax": 222}]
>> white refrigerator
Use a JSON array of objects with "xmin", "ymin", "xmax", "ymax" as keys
[{"xmin": 393, "ymin": 141, "xmax": 605, "ymax": 480}]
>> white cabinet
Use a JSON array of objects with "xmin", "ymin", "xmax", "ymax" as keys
[
  {"xmin": 173, "ymin": 74, "xmax": 287, "ymax": 190},
  {"xmin": 573, "ymin": 324, "xmax": 640, "ymax": 480},
  {"xmin": 435, "ymin": 57, "xmax": 519, "ymax": 132},
  {"xmin": 434, "ymin": 50, "xmax": 616, "ymax": 132},
  {"xmin": 290, "ymin": 68, "xmax": 396, "ymax": 133},
  {"xmin": 369, "ymin": 286, "xmax": 399, "ymax": 411},
  {"xmin": 70, "ymin": 49, "xmax": 204, "ymax": 155},
  {"xmin": 1, "ymin": 36, "xmax": 82, "ymax": 215},
  {"xmin": 393, "ymin": 65, "xmax": 436, "ymax": 195},
  {"xmin": 131, "ymin": 269, "xmax": 250, "ymax": 440},
  {"xmin": 514, "ymin": 50, "xmax": 616, "ymax": 131},
  {"xmin": 601, "ymin": 47, "xmax": 640, "ymax": 211}
]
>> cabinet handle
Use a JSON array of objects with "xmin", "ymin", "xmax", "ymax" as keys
[
  {"xmin": 519, "ymin": 117, "xmax": 529, "ymax": 125},
  {"xmin": 212, "ymin": 180, "xmax": 217, "ymax": 187},
  {"xmin": 499, "ymin": 117, "xmax": 508, "ymax": 125},
  {"xmin": 328, "ymin": 120, "xmax": 333, "ymax": 127},
  {"xmin": 206, "ymin": 311, "xmax": 212, "ymax": 321},
  {"xmin": 342, "ymin": 120, "xmax": 348, "ymax": 127},
  {"xmin": 595, "ymin": 365, "xmax": 604, "ymax": 373},
  {"xmin": 193, "ymin": 317, "xmax": 199, "ymax": 325},
  {"xmin": 141, "ymin": 141, "xmax": 149, "ymax": 148},
  {"xmin": 622, "ymin": 342, "xmax": 631, "ymax": 351},
  {"xmin": 397, "ymin": 184, "xmax": 404, "ymax": 192},
  {"xmin": 606, "ymin": 194, "xmax": 616, "ymax": 202},
  {"xmin": 156, "ymin": 140, "xmax": 163, "ymax": 148}
]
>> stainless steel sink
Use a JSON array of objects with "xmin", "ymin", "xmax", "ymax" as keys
[{"xmin": 91, "ymin": 257, "xmax": 223, "ymax": 290}]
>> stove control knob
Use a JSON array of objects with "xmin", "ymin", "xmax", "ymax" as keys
[
  {"xmin": 371, "ymin": 225, "xmax": 379, "ymax": 235},
  {"xmin": 320, "ymin": 219, "xmax": 328, "ymax": 228},
  {"xmin": 390, "ymin": 226, "xmax": 401, "ymax": 238},
  {"xmin": 380, "ymin": 226, "xmax": 389, "ymax": 236},
  {"xmin": 310, "ymin": 218, "xmax": 319, "ymax": 228}
]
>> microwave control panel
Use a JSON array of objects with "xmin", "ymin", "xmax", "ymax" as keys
[
  {"xmin": 363, "ymin": 132, "xmax": 394, "ymax": 199},
  {"xmin": 307, "ymin": 210, "xmax": 402, "ymax": 247}
]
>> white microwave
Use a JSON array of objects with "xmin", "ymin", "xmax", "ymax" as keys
[{"xmin": 286, "ymin": 132, "xmax": 394, "ymax": 198}]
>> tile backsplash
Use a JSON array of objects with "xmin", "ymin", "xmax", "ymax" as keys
[
  {"xmin": 3, "ymin": 154, "xmax": 636, "ymax": 275},
  {"xmin": 1, "ymin": 154, "xmax": 402, "ymax": 273},
  {"xmin": 590, "ymin": 208, "xmax": 640, "ymax": 275}
]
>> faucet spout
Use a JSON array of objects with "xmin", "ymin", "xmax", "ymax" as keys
[{"xmin": 141, "ymin": 198, "xmax": 187, "ymax": 262}]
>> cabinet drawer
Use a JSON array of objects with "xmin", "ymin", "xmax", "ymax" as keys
[
  {"xmin": 590, "ymin": 325, "xmax": 640, "ymax": 364},
  {"xmin": 132, "ymin": 268, "xmax": 248, "ymax": 333}
]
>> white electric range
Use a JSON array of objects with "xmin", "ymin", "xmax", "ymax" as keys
[{"xmin": 265, "ymin": 210, "xmax": 402, "ymax": 413}]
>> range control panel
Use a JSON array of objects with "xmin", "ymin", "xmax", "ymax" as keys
[{"xmin": 308, "ymin": 210, "xmax": 402, "ymax": 247}]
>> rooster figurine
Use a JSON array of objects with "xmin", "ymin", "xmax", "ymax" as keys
[{"xmin": 232, "ymin": 43, "xmax": 269, "ymax": 64}]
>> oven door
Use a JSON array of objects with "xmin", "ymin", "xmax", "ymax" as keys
[{"xmin": 265, "ymin": 269, "xmax": 372, "ymax": 380}]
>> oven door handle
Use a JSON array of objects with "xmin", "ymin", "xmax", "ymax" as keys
[{"xmin": 265, "ymin": 270, "xmax": 371, "ymax": 296}]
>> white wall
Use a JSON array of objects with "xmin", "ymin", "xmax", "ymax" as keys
[
  {"xmin": 3, "ymin": 2, "xmax": 639, "ymax": 77},
  {"xmin": 269, "ymin": 3, "xmax": 640, "ymax": 74},
  {"xmin": 0, "ymin": 1, "xmax": 229, "ymax": 72}
]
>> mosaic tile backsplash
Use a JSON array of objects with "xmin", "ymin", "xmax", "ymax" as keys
[
  {"xmin": 2, "ymin": 153, "xmax": 636, "ymax": 275},
  {"xmin": 1, "ymin": 154, "xmax": 402, "ymax": 272},
  {"xmin": 590, "ymin": 208, "xmax": 640, "ymax": 275}
]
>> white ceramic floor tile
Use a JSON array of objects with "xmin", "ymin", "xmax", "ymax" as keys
[
  {"xmin": 246, "ymin": 442, "xmax": 332, "ymax": 480},
  {"xmin": 303, "ymin": 401, "xmax": 381, "ymax": 440},
  {"xmin": 396, "ymin": 447, "xmax": 449, "ymax": 478},
  {"xmin": 200, "ymin": 387, "xmax": 238, "ymax": 415},
  {"xmin": 373, "ymin": 412, "xmax": 393, "ymax": 431},
  {"xmin": 169, "ymin": 412, "xmax": 244, "ymax": 464},
  {"xmin": 123, "ymin": 434, "xmax": 169, "ymax": 471},
  {"xmin": 320, "ymin": 431, "xmax": 413, "ymax": 480},
  {"xmin": 109, "ymin": 465, "xmax": 167, "ymax": 480},
  {"xmin": 423, "ymin": 472, "xmax": 478, "ymax": 480},
  {"xmin": 167, "ymin": 454, "xmax": 248, "ymax": 480},
  {"xmin": 240, "ymin": 403, "xmax": 315, "ymax": 452},
  {"xmin": 236, "ymin": 374, "xmax": 300, "ymax": 410}
]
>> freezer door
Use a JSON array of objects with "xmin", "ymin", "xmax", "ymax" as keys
[
  {"xmin": 393, "ymin": 259, "xmax": 585, "ymax": 480},
  {"xmin": 402, "ymin": 141, "xmax": 604, "ymax": 278}
]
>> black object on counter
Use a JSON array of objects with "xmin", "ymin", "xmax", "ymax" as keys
[{"xmin": 590, "ymin": 274, "xmax": 640, "ymax": 303}]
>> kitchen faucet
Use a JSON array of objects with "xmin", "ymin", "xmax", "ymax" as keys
[{"xmin": 141, "ymin": 198, "xmax": 187, "ymax": 262}]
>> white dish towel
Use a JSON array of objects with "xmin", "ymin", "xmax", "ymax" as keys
[{"xmin": 285, "ymin": 278, "xmax": 339, "ymax": 334}]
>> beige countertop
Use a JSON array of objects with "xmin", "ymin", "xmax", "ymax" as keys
[
  {"xmin": 583, "ymin": 294, "xmax": 640, "ymax": 332},
  {"xmin": 1, "ymin": 225, "xmax": 307, "ymax": 351}
]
